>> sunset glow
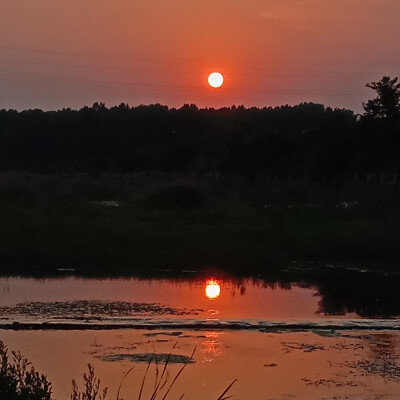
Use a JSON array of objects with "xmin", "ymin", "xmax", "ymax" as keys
[
  {"xmin": 1, "ymin": 2, "xmax": 400, "ymax": 111},
  {"xmin": 205, "ymin": 279, "xmax": 221, "ymax": 299},
  {"xmin": 208, "ymin": 72, "xmax": 224, "ymax": 88},
  {"xmin": 0, "ymin": 1, "xmax": 399, "ymax": 399}
]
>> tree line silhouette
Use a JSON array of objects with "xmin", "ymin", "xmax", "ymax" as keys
[{"xmin": 0, "ymin": 77, "xmax": 399, "ymax": 181}]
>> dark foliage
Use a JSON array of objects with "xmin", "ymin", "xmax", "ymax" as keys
[
  {"xmin": 363, "ymin": 76, "xmax": 400, "ymax": 121},
  {"xmin": 144, "ymin": 184, "xmax": 207, "ymax": 209},
  {"xmin": 0, "ymin": 102, "xmax": 360, "ymax": 180},
  {"xmin": 71, "ymin": 364, "xmax": 108, "ymax": 400},
  {"xmin": 0, "ymin": 90, "xmax": 399, "ymax": 180},
  {"xmin": 0, "ymin": 341, "xmax": 52, "ymax": 400}
]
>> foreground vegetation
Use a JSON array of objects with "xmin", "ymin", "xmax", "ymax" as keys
[
  {"xmin": 0, "ymin": 173, "xmax": 399, "ymax": 275},
  {"xmin": 0, "ymin": 341, "xmax": 235, "ymax": 400}
]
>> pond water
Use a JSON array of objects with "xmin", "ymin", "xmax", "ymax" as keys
[
  {"xmin": 0, "ymin": 276, "xmax": 334, "ymax": 324},
  {"xmin": 1, "ymin": 274, "xmax": 400, "ymax": 399}
]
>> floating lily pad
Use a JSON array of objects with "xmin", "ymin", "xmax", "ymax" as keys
[
  {"xmin": 98, "ymin": 353, "xmax": 195, "ymax": 364},
  {"xmin": 0, "ymin": 300, "xmax": 201, "ymax": 318}
]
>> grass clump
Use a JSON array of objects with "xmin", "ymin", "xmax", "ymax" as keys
[
  {"xmin": 71, "ymin": 364, "xmax": 107, "ymax": 400},
  {"xmin": 0, "ymin": 341, "xmax": 52, "ymax": 400}
]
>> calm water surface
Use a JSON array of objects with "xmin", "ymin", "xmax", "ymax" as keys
[
  {"xmin": 1, "ymin": 275, "xmax": 400, "ymax": 399},
  {"xmin": 0, "ymin": 276, "xmax": 326, "ymax": 321}
]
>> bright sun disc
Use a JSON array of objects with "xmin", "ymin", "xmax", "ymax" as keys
[
  {"xmin": 205, "ymin": 279, "xmax": 221, "ymax": 299},
  {"xmin": 208, "ymin": 72, "xmax": 224, "ymax": 88}
]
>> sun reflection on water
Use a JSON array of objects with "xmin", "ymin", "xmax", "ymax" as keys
[
  {"xmin": 205, "ymin": 279, "xmax": 221, "ymax": 300},
  {"xmin": 200, "ymin": 331, "xmax": 223, "ymax": 362}
]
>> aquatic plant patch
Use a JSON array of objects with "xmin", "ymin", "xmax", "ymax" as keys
[
  {"xmin": 0, "ymin": 300, "xmax": 203, "ymax": 318},
  {"xmin": 98, "ymin": 352, "xmax": 196, "ymax": 364}
]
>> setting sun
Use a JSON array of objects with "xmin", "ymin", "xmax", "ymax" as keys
[
  {"xmin": 208, "ymin": 72, "xmax": 224, "ymax": 88},
  {"xmin": 205, "ymin": 279, "xmax": 221, "ymax": 299}
]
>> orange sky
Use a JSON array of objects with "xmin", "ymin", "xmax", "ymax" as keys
[{"xmin": 1, "ymin": 0, "xmax": 400, "ymax": 111}]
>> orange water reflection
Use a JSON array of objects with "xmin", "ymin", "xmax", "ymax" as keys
[
  {"xmin": 3, "ymin": 330, "xmax": 400, "ymax": 400},
  {"xmin": 205, "ymin": 279, "xmax": 221, "ymax": 300},
  {"xmin": 0, "ymin": 277, "xmax": 325, "ymax": 320},
  {"xmin": 200, "ymin": 331, "xmax": 222, "ymax": 362}
]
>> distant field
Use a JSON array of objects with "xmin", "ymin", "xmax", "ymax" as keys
[{"xmin": 0, "ymin": 173, "xmax": 399, "ymax": 275}]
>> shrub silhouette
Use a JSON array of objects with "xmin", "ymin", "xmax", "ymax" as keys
[{"xmin": 0, "ymin": 341, "xmax": 52, "ymax": 400}]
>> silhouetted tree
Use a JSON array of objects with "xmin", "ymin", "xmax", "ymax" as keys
[
  {"xmin": 363, "ymin": 76, "xmax": 400, "ymax": 120},
  {"xmin": 0, "ymin": 103, "xmax": 361, "ymax": 177}
]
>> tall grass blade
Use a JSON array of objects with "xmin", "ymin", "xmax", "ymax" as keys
[
  {"xmin": 150, "ymin": 352, "xmax": 171, "ymax": 400},
  {"xmin": 160, "ymin": 347, "xmax": 196, "ymax": 400},
  {"xmin": 216, "ymin": 379, "xmax": 238, "ymax": 400},
  {"xmin": 150, "ymin": 342, "xmax": 179, "ymax": 400},
  {"xmin": 138, "ymin": 354, "xmax": 154, "ymax": 400},
  {"xmin": 116, "ymin": 366, "xmax": 134, "ymax": 400},
  {"xmin": 152, "ymin": 346, "xmax": 159, "ymax": 393}
]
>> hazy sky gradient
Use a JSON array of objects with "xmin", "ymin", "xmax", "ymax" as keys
[{"xmin": 1, "ymin": 0, "xmax": 399, "ymax": 111}]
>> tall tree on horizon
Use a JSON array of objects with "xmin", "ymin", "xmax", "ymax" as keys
[{"xmin": 363, "ymin": 76, "xmax": 400, "ymax": 120}]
